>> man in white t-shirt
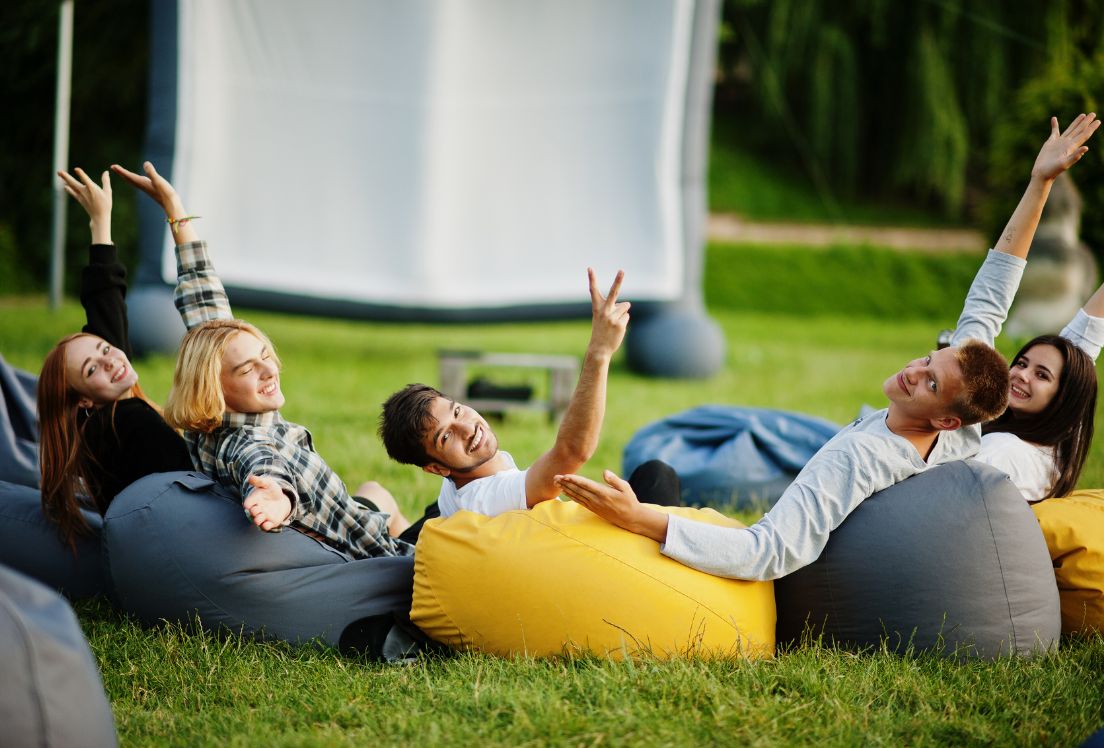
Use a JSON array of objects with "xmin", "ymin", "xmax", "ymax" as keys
[{"xmin": 379, "ymin": 268, "xmax": 672, "ymax": 519}]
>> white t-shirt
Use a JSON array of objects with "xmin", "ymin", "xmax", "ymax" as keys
[
  {"xmin": 437, "ymin": 451, "xmax": 529, "ymax": 518},
  {"xmin": 972, "ymin": 307, "xmax": 1104, "ymax": 501},
  {"xmin": 974, "ymin": 431, "xmax": 1056, "ymax": 501}
]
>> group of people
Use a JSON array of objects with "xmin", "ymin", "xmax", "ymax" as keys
[{"xmin": 39, "ymin": 115, "xmax": 1103, "ymax": 596}]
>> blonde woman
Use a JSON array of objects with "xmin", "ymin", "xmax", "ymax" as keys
[{"xmin": 112, "ymin": 162, "xmax": 413, "ymax": 559}]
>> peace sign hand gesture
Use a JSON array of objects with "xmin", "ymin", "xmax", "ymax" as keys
[{"xmin": 587, "ymin": 268, "xmax": 631, "ymax": 360}]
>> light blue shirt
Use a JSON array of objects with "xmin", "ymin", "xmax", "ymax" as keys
[{"xmin": 661, "ymin": 250, "xmax": 1026, "ymax": 580}]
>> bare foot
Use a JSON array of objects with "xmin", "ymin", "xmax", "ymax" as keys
[{"xmin": 354, "ymin": 480, "xmax": 412, "ymax": 537}]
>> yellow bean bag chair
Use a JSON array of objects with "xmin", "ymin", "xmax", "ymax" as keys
[
  {"xmin": 411, "ymin": 500, "xmax": 775, "ymax": 659},
  {"xmin": 1032, "ymin": 490, "xmax": 1104, "ymax": 635}
]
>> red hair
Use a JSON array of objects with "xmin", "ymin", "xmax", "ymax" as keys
[{"xmin": 37, "ymin": 333, "xmax": 159, "ymax": 552}]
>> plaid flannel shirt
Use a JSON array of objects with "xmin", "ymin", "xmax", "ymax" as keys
[{"xmin": 174, "ymin": 241, "xmax": 412, "ymax": 559}]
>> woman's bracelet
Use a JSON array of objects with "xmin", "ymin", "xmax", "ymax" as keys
[{"xmin": 167, "ymin": 215, "xmax": 201, "ymax": 232}]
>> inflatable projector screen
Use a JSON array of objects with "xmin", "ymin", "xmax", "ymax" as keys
[{"xmin": 139, "ymin": 0, "xmax": 719, "ymax": 321}]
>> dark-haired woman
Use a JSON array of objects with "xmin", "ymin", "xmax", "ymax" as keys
[
  {"xmin": 976, "ymin": 284, "xmax": 1103, "ymax": 500},
  {"xmin": 37, "ymin": 168, "xmax": 193, "ymax": 550}
]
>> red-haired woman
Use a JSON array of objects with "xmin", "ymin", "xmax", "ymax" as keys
[{"xmin": 37, "ymin": 167, "xmax": 192, "ymax": 550}]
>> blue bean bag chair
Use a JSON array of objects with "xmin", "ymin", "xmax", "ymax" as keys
[
  {"xmin": 623, "ymin": 406, "xmax": 839, "ymax": 509},
  {"xmin": 0, "ymin": 564, "xmax": 118, "ymax": 748},
  {"xmin": 103, "ymin": 471, "xmax": 418, "ymax": 654},
  {"xmin": 0, "ymin": 480, "xmax": 107, "ymax": 599},
  {"xmin": 775, "ymin": 460, "xmax": 1061, "ymax": 659}
]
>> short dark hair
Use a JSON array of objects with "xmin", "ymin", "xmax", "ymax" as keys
[
  {"xmin": 984, "ymin": 334, "xmax": 1097, "ymax": 499},
  {"xmin": 950, "ymin": 339, "xmax": 1010, "ymax": 425},
  {"xmin": 378, "ymin": 384, "xmax": 444, "ymax": 466}
]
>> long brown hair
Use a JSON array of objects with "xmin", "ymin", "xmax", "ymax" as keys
[
  {"xmin": 983, "ymin": 334, "xmax": 1097, "ymax": 499},
  {"xmin": 37, "ymin": 333, "xmax": 159, "ymax": 551}
]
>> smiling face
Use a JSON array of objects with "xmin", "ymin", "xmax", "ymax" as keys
[
  {"xmin": 219, "ymin": 331, "xmax": 285, "ymax": 414},
  {"xmin": 1007, "ymin": 343, "xmax": 1064, "ymax": 416},
  {"xmin": 419, "ymin": 396, "xmax": 500, "ymax": 476},
  {"xmin": 63, "ymin": 334, "xmax": 138, "ymax": 407},
  {"xmin": 882, "ymin": 347, "xmax": 966, "ymax": 429}
]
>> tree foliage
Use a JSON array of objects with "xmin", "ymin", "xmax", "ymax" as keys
[
  {"xmin": 0, "ymin": 0, "xmax": 148, "ymax": 295},
  {"xmin": 718, "ymin": 0, "xmax": 1104, "ymax": 238}
]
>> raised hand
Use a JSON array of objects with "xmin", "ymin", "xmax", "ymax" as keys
[
  {"xmin": 587, "ymin": 268, "xmax": 631, "ymax": 359},
  {"xmin": 242, "ymin": 474, "xmax": 293, "ymax": 532},
  {"xmin": 110, "ymin": 161, "xmax": 185, "ymax": 216},
  {"xmin": 1032, "ymin": 113, "xmax": 1100, "ymax": 181},
  {"xmin": 58, "ymin": 168, "xmax": 112, "ymax": 244}
]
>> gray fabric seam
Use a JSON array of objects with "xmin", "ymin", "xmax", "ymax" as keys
[{"xmin": 977, "ymin": 465, "xmax": 1018, "ymax": 653}]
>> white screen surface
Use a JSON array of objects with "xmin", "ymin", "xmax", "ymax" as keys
[{"xmin": 164, "ymin": 0, "xmax": 692, "ymax": 309}]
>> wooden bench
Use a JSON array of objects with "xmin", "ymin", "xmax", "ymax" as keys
[{"xmin": 437, "ymin": 350, "xmax": 579, "ymax": 421}]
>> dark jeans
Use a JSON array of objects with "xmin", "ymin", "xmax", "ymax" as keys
[{"xmin": 625, "ymin": 459, "xmax": 682, "ymax": 507}]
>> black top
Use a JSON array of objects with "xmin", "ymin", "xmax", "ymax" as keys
[
  {"xmin": 77, "ymin": 244, "xmax": 192, "ymax": 511},
  {"xmin": 78, "ymin": 398, "xmax": 193, "ymax": 511}
]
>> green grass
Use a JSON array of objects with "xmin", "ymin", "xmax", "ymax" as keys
[
  {"xmin": 4, "ymin": 243, "xmax": 1104, "ymax": 746},
  {"xmin": 74, "ymin": 595, "xmax": 1104, "ymax": 747},
  {"xmin": 704, "ymin": 242, "xmax": 986, "ymax": 320}
]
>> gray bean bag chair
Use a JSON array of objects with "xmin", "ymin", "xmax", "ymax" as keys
[
  {"xmin": 0, "ymin": 480, "xmax": 108, "ymax": 599},
  {"xmin": 0, "ymin": 564, "xmax": 118, "ymax": 748},
  {"xmin": 103, "ymin": 471, "xmax": 418, "ymax": 654},
  {"xmin": 0, "ymin": 358, "xmax": 109, "ymax": 600},
  {"xmin": 775, "ymin": 460, "xmax": 1061, "ymax": 659},
  {"xmin": 623, "ymin": 405, "xmax": 839, "ymax": 509},
  {"xmin": 0, "ymin": 354, "xmax": 39, "ymax": 487}
]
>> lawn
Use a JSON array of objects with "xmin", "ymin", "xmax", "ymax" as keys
[{"xmin": 2, "ymin": 243, "xmax": 1103, "ymax": 746}]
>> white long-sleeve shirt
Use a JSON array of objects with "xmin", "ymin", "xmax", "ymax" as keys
[{"xmin": 660, "ymin": 250, "xmax": 1026, "ymax": 581}]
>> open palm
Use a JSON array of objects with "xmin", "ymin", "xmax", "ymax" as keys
[{"xmin": 1032, "ymin": 113, "xmax": 1100, "ymax": 181}]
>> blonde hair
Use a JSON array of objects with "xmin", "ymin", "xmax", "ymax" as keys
[{"xmin": 164, "ymin": 319, "xmax": 281, "ymax": 432}]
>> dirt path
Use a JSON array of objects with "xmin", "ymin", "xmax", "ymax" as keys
[{"xmin": 708, "ymin": 213, "xmax": 987, "ymax": 253}]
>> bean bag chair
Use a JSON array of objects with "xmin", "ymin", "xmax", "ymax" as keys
[
  {"xmin": 0, "ymin": 564, "xmax": 118, "ymax": 748},
  {"xmin": 411, "ymin": 500, "xmax": 775, "ymax": 659},
  {"xmin": 1032, "ymin": 490, "xmax": 1104, "ymax": 636},
  {"xmin": 775, "ymin": 460, "xmax": 1060, "ymax": 659},
  {"xmin": 0, "ymin": 480, "xmax": 107, "ymax": 599},
  {"xmin": 0, "ymin": 354, "xmax": 38, "ymax": 487},
  {"xmin": 104, "ymin": 471, "xmax": 417, "ymax": 653},
  {"xmin": 623, "ymin": 405, "xmax": 839, "ymax": 509}
]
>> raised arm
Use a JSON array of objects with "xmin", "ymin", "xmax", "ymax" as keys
[
  {"xmin": 59, "ymin": 168, "xmax": 131, "ymax": 353},
  {"xmin": 1060, "ymin": 279, "xmax": 1104, "ymax": 362},
  {"xmin": 952, "ymin": 114, "xmax": 1099, "ymax": 347},
  {"xmin": 523, "ymin": 268, "xmax": 630, "ymax": 506},
  {"xmin": 994, "ymin": 113, "xmax": 1099, "ymax": 260},
  {"xmin": 111, "ymin": 161, "xmax": 233, "ymax": 327}
]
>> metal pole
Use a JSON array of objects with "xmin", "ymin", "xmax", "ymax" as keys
[{"xmin": 49, "ymin": 0, "xmax": 75, "ymax": 309}]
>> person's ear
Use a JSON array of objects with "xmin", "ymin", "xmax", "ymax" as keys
[
  {"xmin": 422, "ymin": 463, "xmax": 450, "ymax": 478},
  {"xmin": 931, "ymin": 415, "xmax": 962, "ymax": 432},
  {"xmin": 77, "ymin": 396, "xmax": 94, "ymax": 409}
]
